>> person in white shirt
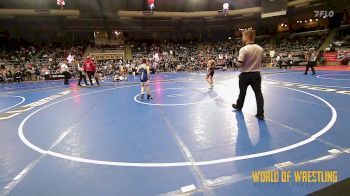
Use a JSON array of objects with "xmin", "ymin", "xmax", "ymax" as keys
[
  {"xmin": 233, "ymin": 57, "xmax": 239, "ymax": 70},
  {"xmin": 60, "ymin": 60, "xmax": 70, "ymax": 85},
  {"xmin": 276, "ymin": 54, "xmax": 282, "ymax": 68},
  {"xmin": 232, "ymin": 30, "xmax": 265, "ymax": 120},
  {"xmin": 287, "ymin": 53, "xmax": 293, "ymax": 68},
  {"xmin": 304, "ymin": 48, "xmax": 317, "ymax": 75}
]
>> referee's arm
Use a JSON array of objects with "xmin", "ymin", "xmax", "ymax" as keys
[{"xmin": 237, "ymin": 48, "xmax": 245, "ymax": 67}]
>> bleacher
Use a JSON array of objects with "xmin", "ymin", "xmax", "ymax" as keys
[{"xmin": 276, "ymin": 32, "xmax": 328, "ymax": 53}]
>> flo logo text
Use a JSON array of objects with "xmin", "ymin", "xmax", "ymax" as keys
[{"xmin": 314, "ymin": 10, "xmax": 334, "ymax": 18}]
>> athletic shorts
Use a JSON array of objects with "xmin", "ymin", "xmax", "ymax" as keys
[
  {"xmin": 140, "ymin": 78, "xmax": 149, "ymax": 83},
  {"xmin": 207, "ymin": 70, "xmax": 214, "ymax": 77}
]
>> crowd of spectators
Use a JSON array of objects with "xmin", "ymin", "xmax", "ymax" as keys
[
  {"xmin": 334, "ymin": 28, "xmax": 350, "ymax": 42},
  {"xmin": 0, "ymin": 40, "xmax": 41, "ymax": 83},
  {"xmin": 271, "ymin": 32, "xmax": 328, "ymax": 67},
  {"xmin": 333, "ymin": 27, "xmax": 350, "ymax": 48},
  {"xmin": 93, "ymin": 44, "xmax": 125, "ymax": 52},
  {"xmin": 129, "ymin": 37, "xmax": 272, "ymax": 72},
  {"xmin": 131, "ymin": 40, "xmax": 199, "ymax": 71},
  {"xmin": 0, "ymin": 41, "xmax": 87, "ymax": 83},
  {"xmin": 0, "ymin": 43, "xmax": 38, "ymax": 66},
  {"xmin": 1, "ymin": 31, "xmax": 336, "ymax": 83},
  {"xmin": 276, "ymin": 33, "xmax": 327, "ymax": 53},
  {"xmin": 131, "ymin": 40, "xmax": 240, "ymax": 72},
  {"xmin": 39, "ymin": 44, "xmax": 85, "ymax": 71}
]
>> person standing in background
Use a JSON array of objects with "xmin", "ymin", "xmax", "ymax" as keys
[
  {"xmin": 83, "ymin": 56, "xmax": 100, "ymax": 86},
  {"xmin": 77, "ymin": 60, "xmax": 88, "ymax": 86},
  {"xmin": 276, "ymin": 54, "xmax": 281, "ymax": 68},
  {"xmin": 233, "ymin": 57, "xmax": 239, "ymax": 70},
  {"xmin": 287, "ymin": 53, "xmax": 293, "ymax": 69},
  {"xmin": 60, "ymin": 60, "xmax": 70, "ymax": 85}
]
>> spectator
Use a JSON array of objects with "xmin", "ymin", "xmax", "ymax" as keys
[{"xmin": 83, "ymin": 56, "xmax": 100, "ymax": 86}]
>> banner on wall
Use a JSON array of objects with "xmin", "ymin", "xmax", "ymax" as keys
[
  {"xmin": 89, "ymin": 52, "xmax": 124, "ymax": 60},
  {"xmin": 323, "ymin": 52, "xmax": 350, "ymax": 62}
]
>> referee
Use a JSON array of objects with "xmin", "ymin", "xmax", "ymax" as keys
[
  {"xmin": 232, "ymin": 30, "xmax": 265, "ymax": 120},
  {"xmin": 304, "ymin": 48, "xmax": 317, "ymax": 75},
  {"xmin": 60, "ymin": 60, "xmax": 70, "ymax": 85}
]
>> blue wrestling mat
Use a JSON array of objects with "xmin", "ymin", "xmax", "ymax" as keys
[{"xmin": 0, "ymin": 68, "xmax": 349, "ymax": 195}]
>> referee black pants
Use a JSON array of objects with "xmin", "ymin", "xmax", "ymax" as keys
[
  {"xmin": 305, "ymin": 61, "xmax": 316, "ymax": 75},
  {"xmin": 62, "ymin": 71, "xmax": 69, "ymax": 85},
  {"xmin": 236, "ymin": 72, "xmax": 264, "ymax": 116}
]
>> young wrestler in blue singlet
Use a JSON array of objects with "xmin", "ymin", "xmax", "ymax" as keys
[{"xmin": 138, "ymin": 59, "xmax": 153, "ymax": 100}]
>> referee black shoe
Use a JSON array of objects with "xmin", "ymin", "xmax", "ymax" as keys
[
  {"xmin": 232, "ymin": 104, "xmax": 241, "ymax": 111},
  {"xmin": 255, "ymin": 114, "xmax": 265, "ymax": 120}
]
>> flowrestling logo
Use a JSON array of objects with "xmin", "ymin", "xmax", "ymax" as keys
[{"xmin": 314, "ymin": 10, "xmax": 334, "ymax": 18}]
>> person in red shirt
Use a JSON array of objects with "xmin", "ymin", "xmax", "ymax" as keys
[{"xmin": 83, "ymin": 56, "xmax": 100, "ymax": 86}]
